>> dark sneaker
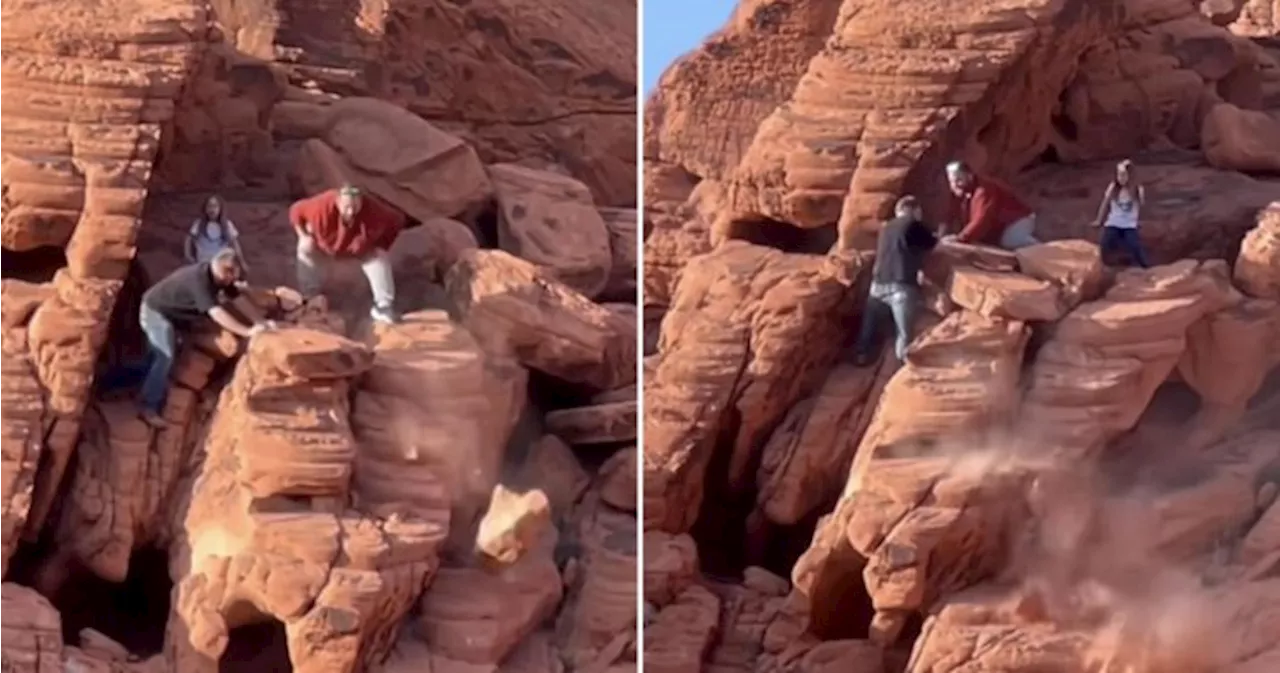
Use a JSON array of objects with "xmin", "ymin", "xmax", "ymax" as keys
[
  {"xmin": 370, "ymin": 304, "xmax": 400, "ymax": 325},
  {"xmin": 139, "ymin": 409, "xmax": 168, "ymax": 429}
]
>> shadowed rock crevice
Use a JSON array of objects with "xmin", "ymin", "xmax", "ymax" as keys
[
  {"xmin": 0, "ymin": 247, "xmax": 69, "ymax": 284},
  {"xmin": 220, "ymin": 619, "xmax": 292, "ymax": 673},
  {"xmin": 56, "ymin": 546, "xmax": 171, "ymax": 656},
  {"xmin": 726, "ymin": 217, "xmax": 838, "ymax": 255}
]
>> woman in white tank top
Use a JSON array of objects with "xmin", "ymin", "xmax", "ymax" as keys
[
  {"xmin": 185, "ymin": 195, "xmax": 249, "ymax": 271},
  {"xmin": 1091, "ymin": 159, "xmax": 1150, "ymax": 268}
]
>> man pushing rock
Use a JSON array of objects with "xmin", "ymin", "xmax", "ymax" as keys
[
  {"xmin": 942, "ymin": 160, "xmax": 1041, "ymax": 251},
  {"xmin": 137, "ymin": 249, "xmax": 275, "ymax": 428},
  {"xmin": 289, "ymin": 184, "xmax": 406, "ymax": 325}
]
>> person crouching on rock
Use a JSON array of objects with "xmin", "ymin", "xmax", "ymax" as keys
[
  {"xmin": 941, "ymin": 160, "xmax": 1041, "ymax": 251},
  {"xmin": 137, "ymin": 249, "xmax": 275, "ymax": 429},
  {"xmin": 1091, "ymin": 159, "xmax": 1151, "ymax": 269},
  {"xmin": 853, "ymin": 195, "xmax": 939, "ymax": 367},
  {"xmin": 288, "ymin": 183, "xmax": 405, "ymax": 325}
]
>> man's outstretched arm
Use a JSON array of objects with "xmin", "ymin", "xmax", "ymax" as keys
[{"xmin": 207, "ymin": 306, "xmax": 257, "ymax": 338}]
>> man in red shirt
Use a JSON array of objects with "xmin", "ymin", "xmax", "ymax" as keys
[
  {"xmin": 942, "ymin": 161, "xmax": 1041, "ymax": 250},
  {"xmin": 289, "ymin": 184, "xmax": 406, "ymax": 324}
]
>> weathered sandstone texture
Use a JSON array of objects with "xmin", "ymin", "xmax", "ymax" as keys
[
  {"xmin": 644, "ymin": 1, "xmax": 1280, "ymax": 672},
  {"xmin": 1, "ymin": 1, "xmax": 637, "ymax": 671}
]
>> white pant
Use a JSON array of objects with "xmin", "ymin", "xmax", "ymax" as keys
[
  {"xmin": 1000, "ymin": 214, "xmax": 1040, "ymax": 250},
  {"xmin": 296, "ymin": 233, "xmax": 395, "ymax": 308}
]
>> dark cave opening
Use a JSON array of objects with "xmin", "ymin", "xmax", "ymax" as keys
[
  {"xmin": 96, "ymin": 258, "xmax": 153, "ymax": 383},
  {"xmin": 220, "ymin": 619, "xmax": 293, "ymax": 672},
  {"xmin": 52, "ymin": 546, "xmax": 173, "ymax": 656},
  {"xmin": 1, "ymin": 245, "xmax": 68, "ymax": 283},
  {"xmin": 1037, "ymin": 143, "xmax": 1063, "ymax": 164},
  {"xmin": 893, "ymin": 611, "xmax": 926, "ymax": 651},
  {"xmin": 805, "ymin": 550, "xmax": 876, "ymax": 641},
  {"xmin": 727, "ymin": 217, "xmax": 838, "ymax": 255},
  {"xmin": 689, "ymin": 405, "xmax": 755, "ymax": 580},
  {"xmin": 471, "ymin": 202, "xmax": 501, "ymax": 249},
  {"xmin": 1050, "ymin": 105, "xmax": 1079, "ymax": 143},
  {"xmin": 527, "ymin": 369, "xmax": 598, "ymax": 415},
  {"xmin": 745, "ymin": 508, "xmax": 828, "ymax": 581},
  {"xmin": 522, "ymin": 369, "xmax": 627, "ymax": 474}
]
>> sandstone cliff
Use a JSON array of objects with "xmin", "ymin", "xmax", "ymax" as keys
[
  {"xmin": 644, "ymin": 1, "xmax": 1280, "ymax": 672},
  {"xmin": 0, "ymin": 1, "xmax": 637, "ymax": 672}
]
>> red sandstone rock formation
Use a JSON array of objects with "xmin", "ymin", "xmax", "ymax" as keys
[
  {"xmin": 1, "ymin": 1, "xmax": 637, "ymax": 672},
  {"xmin": 644, "ymin": 1, "xmax": 1280, "ymax": 672}
]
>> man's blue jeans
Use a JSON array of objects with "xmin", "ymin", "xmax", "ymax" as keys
[
  {"xmin": 139, "ymin": 303, "xmax": 177, "ymax": 414},
  {"xmin": 855, "ymin": 281, "xmax": 918, "ymax": 362}
]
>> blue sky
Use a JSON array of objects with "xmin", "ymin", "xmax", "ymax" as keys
[{"xmin": 642, "ymin": 0, "xmax": 737, "ymax": 94}]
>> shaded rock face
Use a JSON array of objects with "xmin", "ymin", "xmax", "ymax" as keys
[
  {"xmin": 1, "ymin": 2, "xmax": 637, "ymax": 672},
  {"xmin": 152, "ymin": 0, "xmax": 637, "ymax": 208},
  {"xmin": 645, "ymin": 1, "xmax": 1280, "ymax": 671}
]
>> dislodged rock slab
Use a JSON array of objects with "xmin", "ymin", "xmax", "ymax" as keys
[
  {"xmin": 446, "ymin": 250, "xmax": 636, "ymax": 391},
  {"xmin": 947, "ymin": 267, "xmax": 1065, "ymax": 322},
  {"xmin": 476, "ymin": 485, "xmax": 552, "ymax": 566},
  {"xmin": 489, "ymin": 163, "xmax": 613, "ymax": 298},
  {"xmin": 1015, "ymin": 239, "xmax": 1108, "ymax": 308}
]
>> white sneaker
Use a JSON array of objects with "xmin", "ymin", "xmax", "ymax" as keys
[{"xmin": 370, "ymin": 304, "xmax": 399, "ymax": 325}]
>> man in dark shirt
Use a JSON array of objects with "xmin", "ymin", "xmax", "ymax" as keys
[
  {"xmin": 854, "ymin": 195, "xmax": 939, "ymax": 366},
  {"xmin": 137, "ymin": 249, "xmax": 273, "ymax": 428}
]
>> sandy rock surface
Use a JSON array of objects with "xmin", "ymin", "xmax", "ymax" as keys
[
  {"xmin": 0, "ymin": 1, "xmax": 637, "ymax": 669},
  {"xmin": 644, "ymin": 2, "xmax": 1280, "ymax": 672}
]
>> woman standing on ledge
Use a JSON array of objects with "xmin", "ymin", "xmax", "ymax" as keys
[
  {"xmin": 1092, "ymin": 159, "xmax": 1151, "ymax": 268},
  {"xmin": 185, "ymin": 195, "xmax": 250, "ymax": 272}
]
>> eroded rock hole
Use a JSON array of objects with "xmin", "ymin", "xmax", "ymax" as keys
[
  {"xmin": 54, "ymin": 546, "xmax": 172, "ymax": 656},
  {"xmin": 690, "ymin": 405, "xmax": 753, "ymax": 578},
  {"xmin": 748, "ymin": 509, "xmax": 828, "ymax": 579},
  {"xmin": 805, "ymin": 553, "xmax": 875, "ymax": 640},
  {"xmin": 220, "ymin": 618, "xmax": 292, "ymax": 672},
  {"xmin": 727, "ymin": 217, "xmax": 837, "ymax": 255},
  {"xmin": 1, "ymin": 246, "xmax": 68, "ymax": 283},
  {"xmin": 472, "ymin": 202, "xmax": 501, "ymax": 249},
  {"xmin": 97, "ymin": 259, "xmax": 152, "ymax": 381}
]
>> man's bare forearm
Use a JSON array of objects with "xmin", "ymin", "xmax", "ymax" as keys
[{"xmin": 208, "ymin": 306, "xmax": 254, "ymax": 338}]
